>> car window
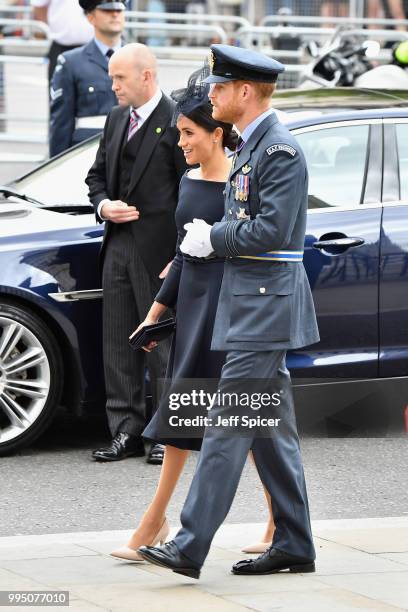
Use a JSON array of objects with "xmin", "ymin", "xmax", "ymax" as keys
[
  {"xmin": 296, "ymin": 125, "xmax": 369, "ymax": 209},
  {"xmin": 396, "ymin": 123, "xmax": 408, "ymax": 200},
  {"xmin": 15, "ymin": 139, "xmax": 99, "ymax": 206}
]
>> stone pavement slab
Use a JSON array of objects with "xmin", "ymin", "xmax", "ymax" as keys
[
  {"xmin": 379, "ymin": 553, "xmax": 408, "ymax": 567},
  {"xmin": 65, "ymin": 582, "xmax": 250, "ymax": 612},
  {"xmin": 224, "ymin": 588, "xmax": 405, "ymax": 612},
  {"xmin": 0, "ymin": 567, "xmax": 49, "ymax": 591},
  {"xmin": 312, "ymin": 517, "xmax": 408, "ymax": 554},
  {"xmin": 315, "ymin": 571, "xmax": 408, "ymax": 610},
  {"xmin": 0, "ymin": 543, "xmax": 99, "ymax": 562},
  {"xmin": 0, "ymin": 517, "xmax": 407, "ymax": 612}
]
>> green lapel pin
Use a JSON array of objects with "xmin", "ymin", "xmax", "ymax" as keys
[{"xmin": 155, "ymin": 127, "xmax": 162, "ymax": 134}]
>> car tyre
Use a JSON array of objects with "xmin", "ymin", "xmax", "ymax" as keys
[{"xmin": 0, "ymin": 301, "xmax": 63, "ymax": 455}]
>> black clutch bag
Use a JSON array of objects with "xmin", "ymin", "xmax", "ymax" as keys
[{"xmin": 128, "ymin": 318, "xmax": 176, "ymax": 350}]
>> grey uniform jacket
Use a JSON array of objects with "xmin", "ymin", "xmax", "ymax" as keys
[
  {"xmin": 210, "ymin": 112, "xmax": 320, "ymax": 352},
  {"xmin": 49, "ymin": 40, "xmax": 119, "ymax": 157}
]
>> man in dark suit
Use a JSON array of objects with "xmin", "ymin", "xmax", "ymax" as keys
[
  {"xmin": 138, "ymin": 44, "xmax": 319, "ymax": 578},
  {"xmin": 49, "ymin": 0, "xmax": 126, "ymax": 158},
  {"xmin": 86, "ymin": 43, "xmax": 187, "ymax": 462}
]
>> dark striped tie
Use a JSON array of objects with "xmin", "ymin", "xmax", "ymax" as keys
[{"xmin": 128, "ymin": 109, "xmax": 140, "ymax": 141}]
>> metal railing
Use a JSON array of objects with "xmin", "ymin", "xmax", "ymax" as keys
[
  {"xmin": 237, "ymin": 20, "xmax": 408, "ymax": 49},
  {"xmin": 0, "ymin": 54, "xmax": 48, "ymax": 145},
  {"xmin": 1, "ymin": 8, "xmax": 408, "ymax": 166},
  {"xmin": 0, "ymin": 48, "xmax": 211, "ymax": 154},
  {"xmin": 124, "ymin": 21, "xmax": 228, "ymax": 44},
  {"xmin": 261, "ymin": 15, "xmax": 408, "ymax": 28},
  {"xmin": 0, "ymin": 5, "xmax": 31, "ymax": 16},
  {"xmin": 238, "ymin": 25, "xmax": 335, "ymax": 49},
  {"xmin": 0, "ymin": 17, "xmax": 49, "ymax": 38},
  {"xmin": 126, "ymin": 10, "xmax": 250, "ymax": 29}
]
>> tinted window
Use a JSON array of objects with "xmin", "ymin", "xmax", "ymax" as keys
[
  {"xmin": 396, "ymin": 123, "xmax": 408, "ymax": 200},
  {"xmin": 296, "ymin": 125, "xmax": 369, "ymax": 209}
]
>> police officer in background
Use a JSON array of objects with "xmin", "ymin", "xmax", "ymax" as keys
[{"xmin": 49, "ymin": 0, "xmax": 126, "ymax": 158}]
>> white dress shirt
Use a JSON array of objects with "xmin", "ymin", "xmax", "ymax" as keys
[{"xmin": 93, "ymin": 37, "xmax": 122, "ymax": 60}]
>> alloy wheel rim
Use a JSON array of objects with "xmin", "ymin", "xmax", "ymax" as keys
[{"xmin": 0, "ymin": 316, "xmax": 50, "ymax": 445}]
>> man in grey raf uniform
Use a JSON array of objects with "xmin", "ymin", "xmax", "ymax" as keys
[
  {"xmin": 138, "ymin": 44, "xmax": 320, "ymax": 579},
  {"xmin": 49, "ymin": 0, "xmax": 126, "ymax": 157}
]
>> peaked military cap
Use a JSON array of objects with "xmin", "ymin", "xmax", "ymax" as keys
[
  {"xmin": 204, "ymin": 44, "xmax": 284, "ymax": 84},
  {"xmin": 79, "ymin": 0, "xmax": 126, "ymax": 12}
]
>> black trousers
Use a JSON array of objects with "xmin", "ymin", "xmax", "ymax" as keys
[{"xmin": 102, "ymin": 223, "xmax": 170, "ymax": 438}]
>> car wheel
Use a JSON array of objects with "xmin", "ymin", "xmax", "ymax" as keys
[{"xmin": 0, "ymin": 302, "xmax": 63, "ymax": 455}]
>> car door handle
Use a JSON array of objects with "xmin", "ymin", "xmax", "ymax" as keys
[{"xmin": 313, "ymin": 237, "xmax": 365, "ymax": 250}]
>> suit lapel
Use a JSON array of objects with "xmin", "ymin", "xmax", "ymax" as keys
[
  {"xmin": 231, "ymin": 112, "xmax": 279, "ymax": 178},
  {"xmin": 126, "ymin": 95, "xmax": 172, "ymax": 195},
  {"xmin": 107, "ymin": 107, "xmax": 129, "ymax": 194},
  {"xmin": 85, "ymin": 39, "xmax": 109, "ymax": 73}
]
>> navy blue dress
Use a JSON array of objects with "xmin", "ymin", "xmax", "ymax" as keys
[{"xmin": 142, "ymin": 173, "xmax": 226, "ymax": 450}]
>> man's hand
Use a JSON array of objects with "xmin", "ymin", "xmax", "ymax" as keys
[
  {"xmin": 101, "ymin": 200, "xmax": 139, "ymax": 223},
  {"xmin": 180, "ymin": 218, "xmax": 214, "ymax": 257}
]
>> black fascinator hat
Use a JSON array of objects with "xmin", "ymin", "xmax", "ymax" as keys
[
  {"xmin": 171, "ymin": 61, "xmax": 238, "ymax": 150},
  {"xmin": 171, "ymin": 61, "xmax": 211, "ymax": 124}
]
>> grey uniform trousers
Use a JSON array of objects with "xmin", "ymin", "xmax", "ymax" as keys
[
  {"xmin": 173, "ymin": 349, "xmax": 315, "ymax": 567},
  {"xmin": 102, "ymin": 223, "xmax": 170, "ymax": 437}
]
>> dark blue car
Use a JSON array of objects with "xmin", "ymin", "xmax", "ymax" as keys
[{"xmin": 1, "ymin": 88, "xmax": 407, "ymax": 454}]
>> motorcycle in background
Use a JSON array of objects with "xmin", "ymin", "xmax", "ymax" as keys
[{"xmin": 299, "ymin": 36, "xmax": 408, "ymax": 89}]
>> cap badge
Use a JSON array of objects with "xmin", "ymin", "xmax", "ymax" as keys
[{"xmin": 209, "ymin": 50, "xmax": 215, "ymax": 72}]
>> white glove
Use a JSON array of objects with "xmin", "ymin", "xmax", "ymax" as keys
[{"xmin": 180, "ymin": 218, "xmax": 214, "ymax": 257}]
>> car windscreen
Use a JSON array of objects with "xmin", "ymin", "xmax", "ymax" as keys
[{"xmin": 13, "ymin": 138, "xmax": 99, "ymax": 207}]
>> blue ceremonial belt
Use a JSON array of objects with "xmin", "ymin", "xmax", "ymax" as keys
[{"xmin": 237, "ymin": 250, "xmax": 304, "ymax": 262}]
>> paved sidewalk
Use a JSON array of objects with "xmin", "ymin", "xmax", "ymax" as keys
[{"xmin": 0, "ymin": 517, "xmax": 407, "ymax": 611}]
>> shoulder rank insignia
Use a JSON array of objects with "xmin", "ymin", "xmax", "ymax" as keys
[
  {"xmin": 50, "ymin": 87, "xmax": 63, "ymax": 101},
  {"xmin": 237, "ymin": 207, "xmax": 250, "ymax": 220},
  {"xmin": 266, "ymin": 143, "xmax": 297, "ymax": 157},
  {"xmin": 241, "ymin": 164, "xmax": 252, "ymax": 174}
]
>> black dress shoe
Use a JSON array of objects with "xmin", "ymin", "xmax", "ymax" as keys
[
  {"xmin": 232, "ymin": 547, "xmax": 315, "ymax": 575},
  {"xmin": 138, "ymin": 540, "xmax": 201, "ymax": 579},
  {"xmin": 92, "ymin": 433, "xmax": 145, "ymax": 462},
  {"xmin": 147, "ymin": 443, "xmax": 165, "ymax": 465}
]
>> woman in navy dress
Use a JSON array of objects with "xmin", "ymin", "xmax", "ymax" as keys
[
  {"xmin": 142, "ymin": 172, "xmax": 227, "ymax": 450},
  {"xmin": 111, "ymin": 68, "xmax": 275, "ymax": 561}
]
